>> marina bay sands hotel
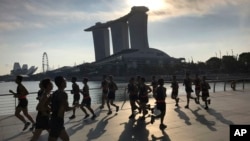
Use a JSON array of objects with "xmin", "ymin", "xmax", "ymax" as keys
[{"xmin": 85, "ymin": 6, "xmax": 180, "ymax": 74}]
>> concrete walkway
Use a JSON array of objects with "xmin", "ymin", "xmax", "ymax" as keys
[{"xmin": 0, "ymin": 89, "xmax": 250, "ymax": 141}]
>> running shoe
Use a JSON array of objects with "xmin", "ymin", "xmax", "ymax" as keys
[
  {"xmin": 23, "ymin": 122, "xmax": 30, "ymax": 131},
  {"xmin": 91, "ymin": 115, "xmax": 96, "ymax": 120},
  {"xmin": 159, "ymin": 124, "xmax": 167, "ymax": 130},
  {"xmin": 29, "ymin": 123, "xmax": 35, "ymax": 131},
  {"xmin": 69, "ymin": 115, "xmax": 76, "ymax": 119},
  {"xmin": 129, "ymin": 114, "xmax": 135, "ymax": 119},
  {"xmin": 150, "ymin": 116, "xmax": 155, "ymax": 124},
  {"xmin": 107, "ymin": 111, "xmax": 112, "ymax": 115},
  {"xmin": 84, "ymin": 114, "xmax": 89, "ymax": 119},
  {"xmin": 116, "ymin": 106, "xmax": 119, "ymax": 112}
]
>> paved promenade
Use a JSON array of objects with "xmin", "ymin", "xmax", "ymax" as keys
[{"xmin": 0, "ymin": 89, "xmax": 250, "ymax": 141}]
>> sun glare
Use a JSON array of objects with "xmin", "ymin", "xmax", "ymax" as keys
[{"xmin": 127, "ymin": 0, "xmax": 166, "ymax": 11}]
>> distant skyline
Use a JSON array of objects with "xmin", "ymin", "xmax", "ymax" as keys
[{"xmin": 0, "ymin": 0, "xmax": 250, "ymax": 75}]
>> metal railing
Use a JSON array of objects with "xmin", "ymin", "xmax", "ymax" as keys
[{"xmin": 0, "ymin": 79, "xmax": 249, "ymax": 116}]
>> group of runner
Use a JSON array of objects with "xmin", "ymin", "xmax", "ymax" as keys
[
  {"xmin": 126, "ymin": 73, "xmax": 212, "ymax": 130},
  {"xmin": 9, "ymin": 74, "xmax": 121, "ymax": 141},
  {"xmin": 9, "ymin": 73, "xmax": 211, "ymax": 140}
]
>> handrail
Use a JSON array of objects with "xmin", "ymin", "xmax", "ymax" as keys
[
  {"xmin": 0, "ymin": 79, "xmax": 249, "ymax": 116},
  {"xmin": 1, "ymin": 79, "xmax": 249, "ymax": 96}
]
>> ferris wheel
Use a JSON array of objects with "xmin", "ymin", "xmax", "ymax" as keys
[{"xmin": 42, "ymin": 52, "xmax": 49, "ymax": 73}]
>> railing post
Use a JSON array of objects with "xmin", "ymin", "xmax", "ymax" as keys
[
  {"xmin": 213, "ymin": 81, "xmax": 216, "ymax": 93},
  {"xmin": 243, "ymin": 79, "xmax": 245, "ymax": 90},
  {"xmin": 224, "ymin": 81, "xmax": 226, "ymax": 91},
  {"xmin": 15, "ymin": 97, "xmax": 17, "ymax": 111}
]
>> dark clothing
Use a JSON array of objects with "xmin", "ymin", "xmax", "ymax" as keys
[
  {"xmin": 35, "ymin": 92, "xmax": 51, "ymax": 130},
  {"xmin": 151, "ymin": 80, "xmax": 158, "ymax": 94},
  {"xmin": 72, "ymin": 83, "xmax": 80, "ymax": 105},
  {"xmin": 35, "ymin": 111, "xmax": 50, "ymax": 130},
  {"xmin": 49, "ymin": 90, "xmax": 67, "ymax": 138},
  {"xmin": 16, "ymin": 84, "xmax": 28, "ymax": 97},
  {"xmin": 171, "ymin": 81, "xmax": 179, "ymax": 98},
  {"xmin": 16, "ymin": 84, "xmax": 29, "ymax": 108},
  {"xmin": 102, "ymin": 89, "xmax": 108, "ymax": 95},
  {"xmin": 81, "ymin": 97, "xmax": 91, "ymax": 107},
  {"xmin": 108, "ymin": 91, "xmax": 116, "ymax": 100},
  {"xmin": 155, "ymin": 86, "xmax": 167, "ymax": 113},
  {"xmin": 155, "ymin": 86, "xmax": 166, "ymax": 103},
  {"xmin": 108, "ymin": 81, "xmax": 117, "ymax": 100},
  {"xmin": 102, "ymin": 80, "xmax": 109, "ymax": 94},
  {"xmin": 108, "ymin": 81, "xmax": 117, "ymax": 92},
  {"xmin": 81, "ymin": 84, "xmax": 92, "ymax": 106},
  {"xmin": 128, "ymin": 83, "xmax": 138, "ymax": 101},
  {"xmin": 17, "ymin": 98, "xmax": 28, "ymax": 108},
  {"xmin": 49, "ymin": 117, "xmax": 64, "ymax": 138},
  {"xmin": 194, "ymin": 78, "xmax": 201, "ymax": 91},
  {"xmin": 82, "ymin": 84, "xmax": 90, "ymax": 98},
  {"xmin": 201, "ymin": 81, "xmax": 210, "ymax": 98},
  {"xmin": 139, "ymin": 84, "xmax": 149, "ymax": 103},
  {"xmin": 37, "ymin": 90, "xmax": 43, "ymax": 100},
  {"xmin": 157, "ymin": 103, "xmax": 166, "ymax": 112},
  {"xmin": 51, "ymin": 91, "xmax": 63, "ymax": 118},
  {"xmin": 183, "ymin": 78, "xmax": 193, "ymax": 93}
]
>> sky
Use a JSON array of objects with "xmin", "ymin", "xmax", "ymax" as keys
[{"xmin": 0, "ymin": 0, "xmax": 250, "ymax": 75}]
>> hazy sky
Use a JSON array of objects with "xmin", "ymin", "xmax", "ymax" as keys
[{"xmin": 0, "ymin": 0, "xmax": 250, "ymax": 75}]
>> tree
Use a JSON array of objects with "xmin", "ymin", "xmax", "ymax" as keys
[
  {"xmin": 206, "ymin": 57, "xmax": 221, "ymax": 72},
  {"xmin": 221, "ymin": 56, "xmax": 238, "ymax": 73},
  {"xmin": 238, "ymin": 52, "xmax": 250, "ymax": 72}
]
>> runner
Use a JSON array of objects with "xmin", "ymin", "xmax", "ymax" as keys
[
  {"xmin": 127, "ymin": 77, "xmax": 139, "ymax": 119},
  {"xmin": 48, "ymin": 76, "xmax": 75, "ymax": 141},
  {"xmin": 69, "ymin": 77, "xmax": 80, "ymax": 119},
  {"xmin": 151, "ymin": 75, "xmax": 158, "ymax": 99},
  {"xmin": 171, "ymin": 75, "xmax": 179, "ymax": 107},
  {"xmin": 30, "ymin": 78, "xmax": 52, "ymax": 141},
  {"xmin": 9, "ymin": 75, "xmax": 35, "ymax": 131},
  {"xmin": 183, "ymin": 73, "xmax": 198, "ymax": 109},
  {"xmin": 79, "ymin": 78, "xmax": 96, "ymax": 120},
  {"xmin": 138, "ymin": 77, "xmax": 152, "ymax": 120},
  {"xmin": 150, "ymin": 78, "xmax": 167, "ymax": 130},
  {"xmin": 194, "ymin": 74, "xmax": 201, "ymax": 104},
  {"xmin": 201, "ymin": 76, "xmax": 211, "ymax": 110},
  {"xmin": 100, "ymin": 75, "xmax": 109, "ymax": 109},
  {"xmin": 107, "ymin": 75, "xmax": 119, "ymax": 115}
]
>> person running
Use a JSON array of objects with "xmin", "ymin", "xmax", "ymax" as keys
[
  {"xmin": 127, "ymin": 77, "xmax": 139, "ymax": 119},
  {"xmin": 231, "ymin": 80, "xmax": 236, "ymax": 91},
  {"xmin": 151, "ymin": 75, "xmax": 158, "ymax": 99},
  {"xmin": 194, "ymin": 74, "xmax": 201, "ymax": 104},
  {"xmin": 171, "ymin": 75, "xmax": 179, "ymax": 107},
  {"xmin": 30, "ymin": 78, "xmax": 53, "ymax": 141},
  {"xmin": 69, "ymin": 77, "xmax": 80, "ymax": 119},
  {"xmin": 107, "ymin": 75, "xmax": 119, "ymax": 115},
  {"xmin": 151, "ymin": 78, "xmax": 167, "ymax": 130},
  {"xmin": 201, "ymin": 76, "xmax": 211, "ymax": 110},
  {"xmin": 79, "ymin": 78, "xmax": 96, "ymax": 120},
  {"xmin": 48, "ymin": 76, "xmax": 75, "ymax": 141},
  {"xmin": 9, "ymin": 75, "xmax": 35, "ymax": 131},
  {"xmin": 138, "ymin": 77, "xmax": 152, "ymax": 120},
  {"xmin": 100, "ymin": 75, "xmax": 109, "ymax": 109},
  {"xmin": 36, "ymin": 80, "xmax": 44, "ymax": 101},
  {"xmin": 183, "ymin": 73, "xmax": 198, "ymax": 109},
  {"xmin": 135, "ymin": 75, "xmax": 142, "ymax": 113}
]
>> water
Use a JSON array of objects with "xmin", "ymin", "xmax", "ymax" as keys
[
  {"xmin": 0, "ymin": 81, "xmax": 128, "ymax": 116},
  {"xmin": 0, "ymin": 81, "xmax": 248, "ymax": 116}
]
